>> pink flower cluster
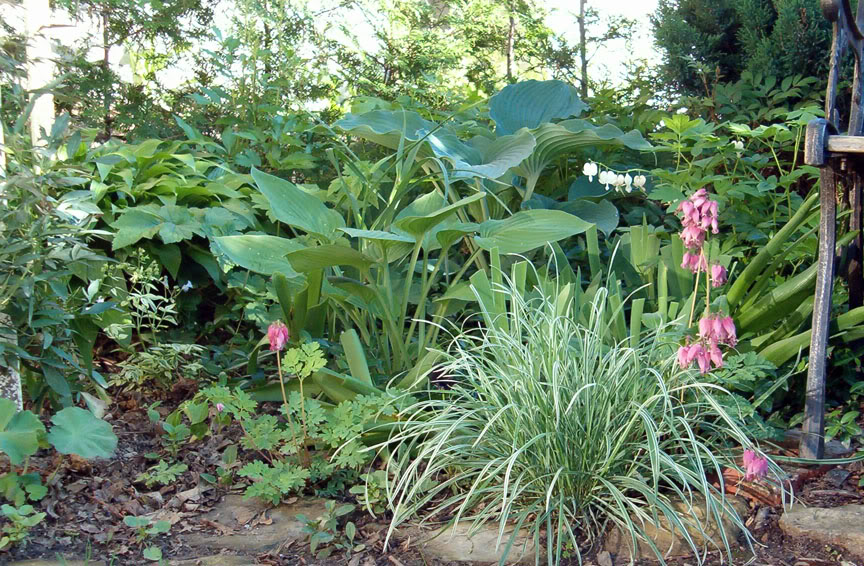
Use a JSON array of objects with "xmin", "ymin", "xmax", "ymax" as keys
[
  {"xmin": 268, "ymin": 321, "xmax": 290, "ymax": 352},
  {"xmin": 676, "ymin": 189, "xmax": 727, "ymax": 287},
  {"xmin": 698, "ymin": 314, "xmax": 737, "ymax": 348},
  {"xmin": 677, "ymin": 342, "xmax": 722, "ymax": 374},
  {"xmin": 678, "ymin": 314, "xmax": 738, "ymax": 374},
  {"xmin": 677, "ymin": 188, "xmax": 719, "ymax": 236},
  {"xmin": 742, "ymin": 449, "xmax": 769, "ymax": 481},
  {"xmin": 675, "ymin": 189, "xmax": 737, "ymax": 375}
]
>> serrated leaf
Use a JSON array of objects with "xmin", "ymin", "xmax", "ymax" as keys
[{"xmin": 111, "ymin": 208, "xmax": 162, "ymax": 250}]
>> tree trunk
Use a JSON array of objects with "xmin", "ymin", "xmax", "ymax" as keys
[
  {"xmin": 579, "ymin": 0, "xmax": 588, "ymax": 99},
  {"xmin": 0, "ymin": 314, "xmax": 22, "ymax": 411},
  {"xmin": 506, "ymin": 3, "xmax": 515, "ymax": 81},
  {"xmin": 0, "ymin": 85, "xmax": 6, "ymax": 175},
  {"xmin": 26, "ymin": 0, "xmax": 55, "ymax": 147},
  {"xmin": 102, "ymin": 7, "xmax": 112, "ymax": 140}
]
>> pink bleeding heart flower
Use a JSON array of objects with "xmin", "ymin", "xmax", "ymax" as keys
[
  {"xmin": 710, "ymin": 264, "xmax": 727, "ymax": 287},
  {"xmin": 742, "ymin": 449, "xmax": 769, "ymax": 481},
  {"xmin": 708, "ymin": 343, "xmax": 723, "ymax": 369},
  {"xmin": 680, "ymin": 225, "xmax": 706, "ymax": 250},
  {"xmin": 698, "ymin": 314, "xmax": 737, "ymax": 348},
  {"xmin": 693, "ymin": 345, "xmax": 711, "ymax": 374},
  {"xmin": 216, "ymin": 403, "xmax": 225, "ymax": 413},
  {"xmin": 677, "ymin": 344, "xmax": 696, "ymax": 369},
  {"xmin": 681, "ymin": 252, "xmax": 708, "ymax": 274},
  {"xmin": 720, "ymin": 316, "xmax": 737, "ymax": 347},
  {"xmin": 267, "ymin": 321, "xmax": 290, "ymax": 352}
]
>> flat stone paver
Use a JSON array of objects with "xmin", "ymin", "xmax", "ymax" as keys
[
  {"xmin": 182, "ymin": 494, "xmax": 328, "ymax": 553},
  {"xmin": 779, "ymin": 504, "xmax": 864, "ymax": 556},
  {"xmin": 604, "ymin": 496, "xmax": 749, "ymax": 559}
]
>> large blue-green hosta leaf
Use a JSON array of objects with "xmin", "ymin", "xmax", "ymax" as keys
[
  {"xmin": 523, "ymin": 194, "xmax": 619, "ymax": 236},
  {"xmin": 475, "ymin": 210, "xmax": 592, "ymax": 254},
  {"xmin": 514, "ymin": 120, "xmax": 652, "ymax": 200},
  {"xmin": 334, "ymin": 111, "xmax": 534, "ymax": 180},
  {"xmin": 213, "ymin": 235, "xmax": 304, "ymax": 277},
  {"xmin": 489, "ymin": 79, "xmax": 588, "ymax": 135},
  {"xmin": 251, "ymin": 168, "xmax": 345, "ymax": 239}
]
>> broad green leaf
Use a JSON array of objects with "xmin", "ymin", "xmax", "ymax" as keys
[
  {"xmin": 213, "ymin": 235, "xmax": 304, "ymax": 277},
  {"xmin": 251, "ymin": 168, "xmax": 344, "ymax": 238},
  {"xmin": 334, "ymin": 109, "xmax": 452, "ymax": 150},
  {"xmin": 45, "ymin": 407, "xmax": 117, "ymax": 459},
  {"xmin": 567, "ymin": 176, "xmax": 608, "ymax": 200},
  {"xmin": 489, "ymin": 79, "xmax": 588, "ymax": 135},
  {"xmin": 0, "ymin": 400, "xmax": 44, "ymax": 466},
  {"xmin": 475, "ymin": 209, "xmax": 592, "ymax": 254},
  {"xmin": 339, "ymin": 228, "xmax": 414, "ymax": 243},
  {"xmin": 442, "ymin": 131, "xmax": 536, "ymax": 179},
  {"xmin": 394, "ymin": 192, "xmax": 486, "ymax": 239},
  {"xmin": 111, "ymin": 205, "xmax": 204, "ymax": 250},
  {"xmin": 436, "ymin": 222, "xmax": 478, "ymax": 249},
  {"xmin": 557, "ymin": 199, "xmax": 619, "ymax": 237},
  {"xmin": 523, "ymin": 194, "xmax": 619, "ymax": 237},
  {"xmin": 514, "ymin": 120, "xmax": 652, "ymax": 199},
  {"xmin": 111, "ymin": 208, "xmax": 162, "ymax": 250},
  {"xmin": 147, "ymin": 243, "xmax": 182, "ymax": 279},
  {"xmin": 339, "ymin": 228, "xmax": 415, "ymax": 263},
  {"xmin": 285, "ymin": 245, "xmax": 374, "ymax": 272},
  {"xmin": 335, "ymin": 111, "xmax": 534, "ymax": 181},
  {"xmin": 156, "ymin": 205, "xmax": 203, "ymax": 244}
]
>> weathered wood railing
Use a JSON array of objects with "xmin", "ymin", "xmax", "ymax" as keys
[{"xmin": 802, "ymin": 0, "xmax": 864, "ymax": 458}]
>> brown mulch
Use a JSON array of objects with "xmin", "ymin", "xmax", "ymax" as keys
[{"xmin": 3, "ymin": 385, "xmax": 864, "ymax": 565}]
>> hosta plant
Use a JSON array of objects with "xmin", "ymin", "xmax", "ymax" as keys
[{"xmin": 380, "ymin": 275, "xmax": 785, "ymax": 565}]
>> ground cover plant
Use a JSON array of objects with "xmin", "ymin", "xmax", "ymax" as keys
[{"xmin": 380, "ymin": 261, "xmax": 785, "ymax": 565}]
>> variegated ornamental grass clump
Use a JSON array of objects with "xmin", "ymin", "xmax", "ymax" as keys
[{"xmin": 379, "ymin": 275, "xmax": 784, "ymax": 565}]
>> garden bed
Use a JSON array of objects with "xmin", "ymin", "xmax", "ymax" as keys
[{"xmin": 4, "ymin": 389, "xmax": 863, "ymax": 566}]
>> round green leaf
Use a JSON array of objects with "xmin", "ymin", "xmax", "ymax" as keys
[
  {"xmin": 0, "ymin": 400, "xmax": 45, "ymax": 466},
  {"xmin": 45, "ymin": 407, "xmax": 117, "ymax": 459}
]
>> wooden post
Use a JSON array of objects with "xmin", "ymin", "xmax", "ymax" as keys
[
  {"xmin": 801, "ymin": 0, "xmax": 864, "ymax": 458},
  {"xmin": 802, "ymin": 165, "xmax": 837, "ymax": 459}
]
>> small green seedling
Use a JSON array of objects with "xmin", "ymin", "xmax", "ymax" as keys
[
  {"xmin": 0, "ymin": 504, "xmax": 46, "ymax": 550},
  {"xmin": 297, "ymin": 500, "xmax": 362, "ymax": 558}
]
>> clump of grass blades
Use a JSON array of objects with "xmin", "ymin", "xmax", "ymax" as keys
[{"xmin": 381, "ymin": 279, "xmax": 786, "ymax": 565}]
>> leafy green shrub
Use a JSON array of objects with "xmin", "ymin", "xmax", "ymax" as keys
[
  {"xmin": 112, "ymin": 343, "xmax": 206, "ymax": 391},
  {"xmin": 297, "ymin": 500, "xmax": 361, "ymax": 558},
  {"xmin": 0, "ymin": 159, "xmax": 113, "ymax": 402},
  {"xmin": 200, "ymin": 371, "xmax": 403, "ymax": 504},
  {"xmin": 382, "ymin": 277, "xmax": 782, "ymax": 564},
  {"xmin": 136, "ymin": 461, "xmax": 188, "ymax": 488}
]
